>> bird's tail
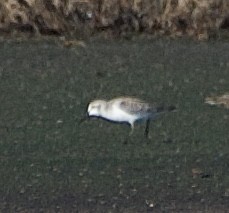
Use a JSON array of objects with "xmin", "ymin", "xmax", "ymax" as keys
[{"xmin": 156, "ymin": 105, "xmax": 177, "ymax": 113}]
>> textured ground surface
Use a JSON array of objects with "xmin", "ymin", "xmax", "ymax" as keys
[{"xmin": 0, "ymin": 37, "xmax": 229, "ymax": 212}]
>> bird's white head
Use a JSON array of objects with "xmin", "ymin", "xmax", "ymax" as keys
[{"xmin": 87, "ymin": 100, "xmax": 105, "ymax": 117}]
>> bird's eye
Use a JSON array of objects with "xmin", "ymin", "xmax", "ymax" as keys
[{"xmin": 90, "ymin": 105, "xmax": 100, "ymax": 110}]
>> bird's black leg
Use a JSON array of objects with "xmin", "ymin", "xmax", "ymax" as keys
[
  {"xmin": 123, "ymin": 123, "xmax": 134, "ymax": 144},
  {"xmin": 144, "ymin": 119, "xmax": 150, "ymax": 138},
  {"xmin": 129, "ymin": 124, "xmax": 134, "ymax": 136}
]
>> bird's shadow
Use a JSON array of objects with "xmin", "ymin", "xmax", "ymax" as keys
[{"xmin": 79, "ymin": 115, "xmax": 151, "ymax": 144}]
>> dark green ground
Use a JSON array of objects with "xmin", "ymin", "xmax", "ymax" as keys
[{"xmin": 0, "ymin": 37, "xmax": 229, "ymax": 212}]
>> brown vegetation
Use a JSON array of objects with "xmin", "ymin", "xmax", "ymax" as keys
[
  {"xmin": 205, "ymin": 93, "xmax": 229, "ymax": 109},
  {"xmin": 0, "ymin": 0, "xmax": 228, "ymax": 39}
]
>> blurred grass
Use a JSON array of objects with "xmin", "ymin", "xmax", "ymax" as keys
[{"xmin": 0, "ymin": 37, "xmax": 229, "ymax": 212}]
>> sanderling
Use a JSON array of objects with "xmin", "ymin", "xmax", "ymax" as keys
[{"xmin": 86, "ymin": 97, "xmax": 176, "ymax": 138}]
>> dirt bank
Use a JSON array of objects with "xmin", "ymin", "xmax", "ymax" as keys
[{"xmin": 0, "ymin": 0, "xmax": 229, "ymax": 39}]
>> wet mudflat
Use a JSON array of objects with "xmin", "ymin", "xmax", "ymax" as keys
[{"xmin": 0, "ymin": 37, "xmax": 229, "ymax": 212}]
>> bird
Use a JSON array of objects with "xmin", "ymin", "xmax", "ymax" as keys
[{"xmin": 85, "ymin": 97, "xmax": 176, "ymax": 138}]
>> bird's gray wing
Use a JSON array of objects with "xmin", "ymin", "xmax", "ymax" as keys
[{"xmin": 119, "ymin": 99, "xmax": 153, "ymax": 115}]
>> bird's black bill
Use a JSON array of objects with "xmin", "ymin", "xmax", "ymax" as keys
[{"xmin": 79, "ymin": 113, "xmax": 89, "ymax": 124}]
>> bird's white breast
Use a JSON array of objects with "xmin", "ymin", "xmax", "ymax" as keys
[{"xmin": 100, "ymin": 103, "xmax": 137, "ymax": 124}]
